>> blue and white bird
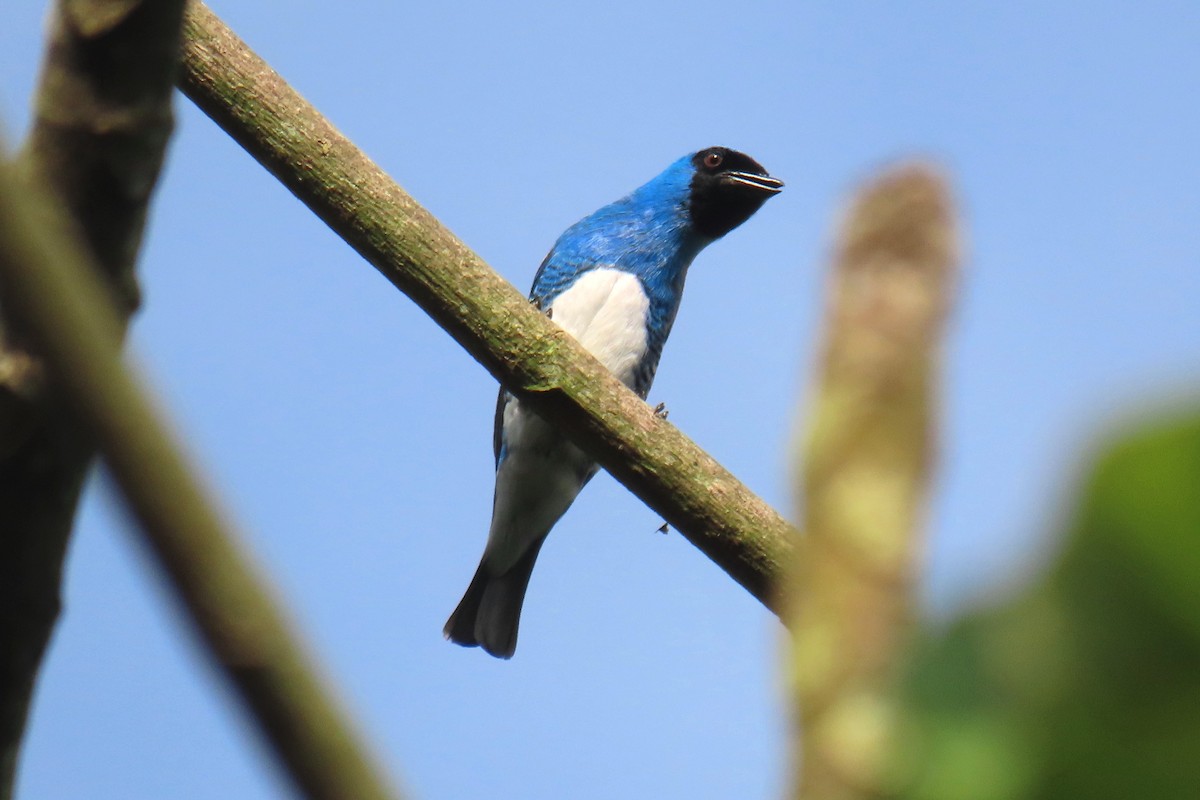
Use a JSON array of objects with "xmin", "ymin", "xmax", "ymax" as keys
[{"xmin": 444, "ymin": 146, "xmax": 782, "ymax": 658}]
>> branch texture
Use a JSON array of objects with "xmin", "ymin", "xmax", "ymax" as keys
[
  {"xmin": 0, "ymin": 1, "xmax": 184, "ymax": 795},
  {"xmin": 789, "ymin": 166, "xmax": 958, "ymax": 798},
  {"xmin": 0, "ymin": 163, "xmax": 406, "ymax": 800},
  {"xmin": 178, "ymin": 1, "xmax": 797, "ymax": 613}
]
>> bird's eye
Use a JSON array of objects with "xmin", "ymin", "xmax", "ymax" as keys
[{"xmin": 703, "ymin": 152, "xmax": 723, "ymax": 169}]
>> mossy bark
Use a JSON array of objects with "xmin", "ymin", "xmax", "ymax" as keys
[{"xmin": 179, "ymin": 1, "xmax": 798, "ymax": 613}]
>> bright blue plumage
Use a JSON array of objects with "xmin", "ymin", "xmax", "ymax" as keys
[
  {"xmin": 445, "ymin": 146, "xmax": 782, "ymax": 658},
  {"xmin": 530, "ymin": 153, "xmax": 706, "ymax": 397}
]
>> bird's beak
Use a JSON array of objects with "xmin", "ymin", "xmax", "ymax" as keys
[{"xmin": 722, "ymin": 171, "xmax": 785, "ymax": 195}]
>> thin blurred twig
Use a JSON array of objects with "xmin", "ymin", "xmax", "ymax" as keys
[
  {"xmin": 0, "ymin": 163, "xmax": 407, "ymax": 800},
  {"xmin": 177, "ymin": 0, "xmax": 798, "ymax": 613},
  {"xmin": 790, "ymin": 166, "xmax": 958, "ymax": 798},
  {"xmin": 0, "ymin": 1, "xmax": 184, "ymax": 795}
]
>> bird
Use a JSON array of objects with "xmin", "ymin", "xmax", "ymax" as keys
[{"xmin": 444, "ymin": 146, "xmax": 783, "ymax": 658}]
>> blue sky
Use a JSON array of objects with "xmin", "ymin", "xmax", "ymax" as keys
[{"xmin": 3, "ymin": 2, "xmax": 1198, "ymax": 798}]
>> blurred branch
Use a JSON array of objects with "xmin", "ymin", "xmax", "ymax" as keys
[
  {"xmin": 0, "ymin": 1, "xmax": 184, "ymax": 795},
  {"xmin": 177, "ymin": 0, "xmax": 798, "ymax": 614},
  {"xmin": 789, "ymin": 166, "xmax": 958, "ymax": 798},
  {"xmin": 0, "ymin": 163, "xmax": 407, "ymax": 800}
]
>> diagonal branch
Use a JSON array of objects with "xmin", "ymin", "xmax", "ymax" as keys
[
  {"xmin": 0, "ymin": 162, "xmax": 407, "ymax": 800},
  {"xmin": 788, "ymin": 166, "xmax": 958, "ymax": 799},
  {"xmin": 177, "ymin": 0, "xmax": 798, "ymax": 614},
  {"xmin": 0, "ymin": 1, "xmax": 185, "ymax": 795}
]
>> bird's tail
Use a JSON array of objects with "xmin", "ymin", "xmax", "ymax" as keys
[{"xmin": 443, "ymin": 537, "xmax": 547, "ymax": 659}]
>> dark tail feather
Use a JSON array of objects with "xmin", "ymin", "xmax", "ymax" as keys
[
  {"xmin": 443, "ymin": 562, "xmax": 489, "ymax": 649},
  {"xmin": 443, "ymin": 538, "xmax": 547, "ymax": 659}
]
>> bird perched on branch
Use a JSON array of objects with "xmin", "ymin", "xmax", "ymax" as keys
[{"xmin": 444, "ymin": 146, "xmax": 782, "ymax": 658}]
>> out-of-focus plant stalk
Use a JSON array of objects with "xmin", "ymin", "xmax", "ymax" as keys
[{"xmin": 790, "ymin": 166, "xmax": 959, "ymax": 799}]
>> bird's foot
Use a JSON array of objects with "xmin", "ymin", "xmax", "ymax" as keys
[
  {"xmin": 653, "ymin": 402, "xmax": 669, "ymax": 419},
  {"xmin": 656, "ymin": 522, "xmax": 670, "ymax": 535}
]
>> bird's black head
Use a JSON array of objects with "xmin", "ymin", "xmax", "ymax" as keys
[{"xmin": 687, "ymin": 146, "xmax": 783, "ymax": 239}]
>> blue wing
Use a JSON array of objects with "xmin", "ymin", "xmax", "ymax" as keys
[{"xmin": 493, "ymin": 191, "xmax": 696, "ymax": 465}]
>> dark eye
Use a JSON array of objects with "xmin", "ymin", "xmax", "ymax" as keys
[{"xmin": 703, "ymin": 152, "xmax": 723, "ymax": 169}]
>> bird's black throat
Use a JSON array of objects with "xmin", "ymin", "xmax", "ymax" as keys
[{"xmin": 687, "ymin": 146, "xmax": 780, "ymax": 239}]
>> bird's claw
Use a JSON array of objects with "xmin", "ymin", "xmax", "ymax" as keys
[
  {"xmin": 653, "ymin": 402, "xmax": 669, "ymax": 419},
  {"xmin": 656, "ymin": 522, "xmax": 669, "ymax": 535}
]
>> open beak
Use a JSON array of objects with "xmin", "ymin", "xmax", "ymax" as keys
[{"xmin": 722, "ymin": 171, "xmax": 785, "ymax": 195}]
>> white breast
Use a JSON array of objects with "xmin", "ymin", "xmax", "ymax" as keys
[{"xmin": 548, "ymin": 268, "xmax": 650, "ymax": 387}]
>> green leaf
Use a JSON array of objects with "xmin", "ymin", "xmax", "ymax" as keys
[{"xmin": 894, "ymin": 405, "xmax": 1200, "ymax": 799}]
